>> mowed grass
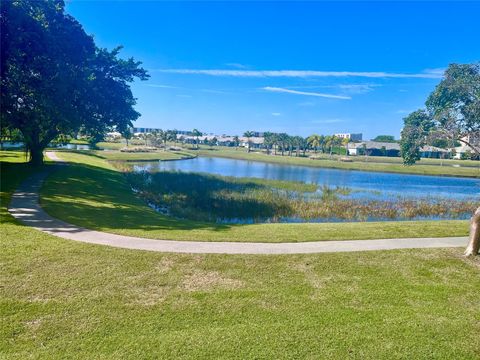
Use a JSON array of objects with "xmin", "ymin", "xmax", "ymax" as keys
[
  {"xmin": 197, "ymin": 147, "xmax": 480, "ymax": 178},
  {"xmin": 93, "ymin": 149, "xmax": 195, "ymax": 161},
  {"xmin": 1, "ymin": 151, "xmax": 480, "ymax": 358},
  {"xmin": 39, "ymin": 151, "xmax": 470, "ymax": 242}
]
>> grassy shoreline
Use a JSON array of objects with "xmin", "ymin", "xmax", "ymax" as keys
[
  {"xmin": 36, "ymin": 151, "xmax": 470, "ymax": 243},
  {"xmin": 2, "ymin": 151, "xmax": 480, "ymax": 358},
  {"xmin": 196, "ymin": 147, "xmax": 480, "ymax": 178}
]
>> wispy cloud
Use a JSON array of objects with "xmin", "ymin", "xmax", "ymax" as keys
[
  {"xmin": 337, "ymin": 84, "xmax": 378, "ymax": 94},
  {"xmin": 225, "ymin": 63, "xmax": 248, "ymax": 69},
  {"xmin": 423, "ymin": 68, "xmax": 446, "ymax": 76},
  {"xmin": 176, "ymin": 94, "xmax": 192, "ymax": 98},
  {"xmin": 155, "ymin": 69, "xmax": 444, "ymax": 79},
  {"xmin": 262, "ymin": 87, "xmax": 351, "ymax": 100},
  {"xmin": 291, "ymin": 84, "xmax": 379, "ymax": 94},
  {"xmin": 271, "ymin": 112, "xmax": 281, "ymax": 116}
]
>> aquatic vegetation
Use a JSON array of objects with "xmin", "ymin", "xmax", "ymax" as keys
[{"xmin": 124, "ymin": 170, "xmax": 479, "ymax": 223}]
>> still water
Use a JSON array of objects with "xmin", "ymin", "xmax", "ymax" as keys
[{"xmin": 132, "ymin": 157, "xmax": 480, "ymax": 201}]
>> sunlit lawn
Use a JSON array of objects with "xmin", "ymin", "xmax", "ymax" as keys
[
  {"xmin": 1, "ymin": 151, "xmax": 480, "ymax": 358},
  {"xmin": 38, "ymin": 151, "xmax": 470, "ymax": 242}
]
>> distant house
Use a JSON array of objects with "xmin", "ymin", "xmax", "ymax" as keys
[
  {"xmin": 419, "ymin": 145, "xmax": 450, "ymax": 159},
  {"xmin": 453, "ymin": 133, "xmax": 480, "ymax": 159},
  {"xmin": 334, "ymin": 133, "xmax": 363, "ymax": 142},
  {"xmin": 348, "ymin": 141, "xmax": 400, "ymax": 156},
  {"xmin": 240, "ymin": 136, "xmax": 264, "ymax": 149}
]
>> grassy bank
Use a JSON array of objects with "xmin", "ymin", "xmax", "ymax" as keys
[
  {"xmin": 1, "ymin": 152, "xmax": 480, "ymax": 358},
  {"xmin": 196, "ymin": 147, "xmax": 480, "ymax": 178},
  {"xmin": 38, "ymin": 151, "xmax": 470, "ymax": 242},
  {"xmin": 93, "ymin": 149, "xmax": 195, "ymax": 162}
]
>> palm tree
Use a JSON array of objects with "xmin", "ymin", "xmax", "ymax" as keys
[
  {"xmin": 139, "ymin": 132, "xmax": 150, "ymax": 146},
  {"xmin": 192, "ymin": 129, "xmax": 202, "ymax": 149},
  {"xmin": 263, "ymin": 132, "xmax": 274, "ymax": 154},
  {"xmin": 326, "ymin": 135, "xmax": 341, "ymax": 157},
  {"xmin": 307, "ymin": 134, "xmax": 321, "ymax": 153},
  {"xmin": 167, "ymin": 129, "xmax": 178, "ymax": 146},
  {"xmin": 287, "ymin": 135, "xmax": 294, "ymax": 156},
  {"xmin": 342, "ymin": 137, "xmax": 350, "ymax": 156},
  {"xmin": 324, "ymin": 135, "xmax": 333, "ymax": 157},
  {"xmin": 233, "ymin": 136, "xmax": 240, "ymax": 150},
  {"xmin": 271, "ymin": 133, "xmax": 279, "ymax": 155},
  {"xmin": 277, "ymin": 133, "xmax": 289, "ymax": 156},
  {"xmin": 294, "ymin": 136, "xmax": 308, "ymax": 157},
  {"xmin": 209, "ymin": 136, "xmax": 217, "ymax": 149},
  {"xmin": 160, "ymin": 130, "xmax": 169, "ymax": 151},
  {"xmin": 122, "ymin": 129, "xmax": 132, "ymax": 147},
  {"xmin": 150, "ymin": 129, "xmax": 161, "ymax": 148},
  {"xmin": 243, "ymin": 131, "xmax": 255, "ymax": 153},
  {"xmin": 293, "ymin": 136, "xmax": 302, "ymax": 157}
]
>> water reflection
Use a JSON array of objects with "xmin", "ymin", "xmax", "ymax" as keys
[{"xmin": 132, "ymin": 157, "xmax": 480, "ymax": 201}]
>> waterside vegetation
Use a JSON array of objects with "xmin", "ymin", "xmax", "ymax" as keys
[
  {"xmin": 125, "ymin": 170, "xmax": 477, "ymax": 223},
  {"xmin": 35, "ymin": 151, "xmax": 470, "ymax": 242}
]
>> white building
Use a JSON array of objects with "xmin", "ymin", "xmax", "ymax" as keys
[
  {"xmin": 334, "ymin": 133, "xmax": 363, "ymax": 142},
  {"xmin": 454, "ymin": 133, "xmax": 480, "ymax": 159}
]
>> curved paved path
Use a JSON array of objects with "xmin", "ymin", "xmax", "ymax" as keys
[{"xmin": 7, "ymin": 151, "xmax": 468, "ymax": 255}]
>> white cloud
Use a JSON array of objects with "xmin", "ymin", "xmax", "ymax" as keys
[
  {"xmin": 225, "ymin": 63, "xmax": 248, "ymax": 69},
  {"xmin": 337, "ymin": 84, "xmax": 378, "ymax": 94},
  {"xmin": 262, "ymin": 87, "xmax": 351, "ymax": 100},
  {"xmin": 271, "ymin": 112, "xmax": 281, "ymax": 116},
  {"xmin": 176, "ymin": 94, "xmax": 192, "ymax": 98},
  {"xmin": 423, "ymin": 68, "xmax": 446, "ymax": 76},
  {"xmin": 154, "ymin": 69, "xmax": 444, "ymax": 79}
]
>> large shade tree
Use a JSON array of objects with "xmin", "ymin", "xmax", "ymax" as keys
[
  {"xmin": 400, "ymin": 63, "xmax": 480, "ymax": 256},
  {"xmin": 1, "ymin": 0, "xmax": 149, "ymax": 164}
]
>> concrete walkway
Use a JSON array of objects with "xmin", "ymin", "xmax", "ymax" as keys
[{"xmin": 6, "ymin": 151, "xmax": 468, "ymax": 255}]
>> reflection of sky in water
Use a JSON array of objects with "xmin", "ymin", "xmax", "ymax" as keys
[{"xmin": 132, "ymin": 157, "xmax": 480, "ymax": 201}]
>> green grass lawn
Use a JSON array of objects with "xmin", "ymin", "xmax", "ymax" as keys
[
  {"xmin": 1, "ymin": 151, "xmax": 480, "ymax": 359},
  {"xmin": 92, "ymin": 149, "xmax": 195, "ymax": 161},
  {"xmin": 196, "ymin": 147, "xmax": 480, "ymax": 178},
  {"xmin": 38, "ymin": 151, "xmax": 470, "ymax": 242}
]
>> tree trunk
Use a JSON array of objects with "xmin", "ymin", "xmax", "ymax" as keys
[
  {"xmin": 21, "ymin": 127, "xmax": 58, "ymax": 166},
  {"xmin": 465, "ymin": 207, "xmax": 480, "ymax": 256},
  {"xmin": 29, "ymin": 144, "xmax": 44, "ymax": 165}
]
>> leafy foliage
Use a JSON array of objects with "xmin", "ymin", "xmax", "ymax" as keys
[
  {"xmin": 0, "ymin": 0, "xmax": 149, "ymax": 164},
  {"xmin": 400, "ymin": 63, "xmax": 480, "ymax": 165}
]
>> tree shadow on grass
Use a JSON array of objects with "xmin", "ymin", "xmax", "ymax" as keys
[{"xmin": 40, "ymin": 161, "xmax": 235, "ymax": 233}]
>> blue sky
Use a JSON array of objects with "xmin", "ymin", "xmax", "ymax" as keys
[{"xmin": 66, "ymin": 1, "xmax": 479, "ymax": 139}]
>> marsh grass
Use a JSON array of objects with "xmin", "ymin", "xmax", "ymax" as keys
[{"xmin": 125, "ymin": 170, "xmax": 478, "ymax": 223}]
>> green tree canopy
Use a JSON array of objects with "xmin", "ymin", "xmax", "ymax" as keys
[
  {"xmin": 372, "ymin": 135, "xmax": 396, "ymax": 142},
  {"xmin": 0, "ymin": 0, "xmax": 149, "ymax": 164},
  {"xmin": 399, "ymin": 63, "xmax": 480, "ymax": 256},
  {"xmin": 400, "ymin": 63, "xmax": 480, "ymax": 165}
]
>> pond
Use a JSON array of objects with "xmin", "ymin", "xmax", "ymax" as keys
[{"xmin": 132, "ymin": 156, "xmax": 480, "ymax": 201}]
